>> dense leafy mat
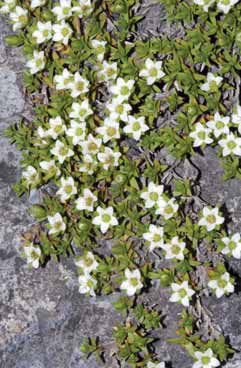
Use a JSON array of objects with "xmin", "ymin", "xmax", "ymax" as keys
[{"xmin": 2, "ymin": 0, "xmax": 241, "ymax": 366}]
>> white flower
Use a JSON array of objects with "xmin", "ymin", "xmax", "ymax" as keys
[
  {"xmin": 231, "ymin": 104, "xmax": 241, "ymax": 133},
  {"xmin": 139, "ymin": 58, "xmax": 165, "ymax": 85},
  {"xmin": 143, "ymin": 224, "xmax": 164, "ymax": 252},
  {"xmin": 69, "ymin": 100, "xmax": 93, "ymax": 121},
  {"xmin": 106, "ymin": 98, "xmax": 132, "ymax": 122},
  {"xmin": 78, "ymin": 274, "xmax": 97, "ymax": 296},
  {"xmin": 66, "ymin": 120, "xmax": 86, "ymax": 145},
  {"xmin": 52, "ymin": 0, "xmax": 72, "ymax": 21},
  {"xmin": 147, "ymin": 362, "xmax": 166, "ymax": 368},
  {"xmin": 9, "ymin": 6, "xmax": 28, "ymax": 30},
  {"xmin": 75, "ymin": 189, "xmax": 97, "ymax": 211},
  {"xmin": 30, "ymin": 0, "xmax": 46, "ymax": 9},
  {"xmin": 52, "ymin": 21, "xmax": 73, "ymax": 45},
  {"xmin": 69, "ymin": 72, "xmax": 89, "ymax": 98},
  {"xmin": 189, "ymin": 123, "xmax": 213, "ymax": 147},
  {"xmin": 92, "ymin": 206, "xmax": 118, "ymax": 233},
  {"xmin": 221, "ymin": 233, "xmax": 241, "ymax": 259},
  {"xmin": 24, "ymin": 243, "xmax": 41, "ymax": 269},
  {"xmin": 169, "ymin": 281, "xmax": 195, "ymax": 307},
  {"xmin": 75, "ymin": 252, "xmax": 99, "ymax": 274},
  {"xmin": 39, "ymin": 160, "xmax": 60, "ymax": 177},
  {"xmin": 91, "ymin": 39, "xmax": 106, "ymax": 62},
  {"xmin": 98, "ymin": 61, "xmax": 118, "ymax": 82},
  {"xmin": 81, "ymin": 134, "xmax": 102, "ymax": 155},
  {"xmin": 50, "ymin": 140, "xmax": 74, "ymax": 163},
  {"xmin": 161, "ymin": 236, "xmax": 186, "ymax": 261},
  {"xmin": 36, "ymin": 126, "xmax": 49, "ymax": 145},
  {"xmin": 193, "ymin": 0, "xmax": 215, "ymax": 12},
  {"xmin": 26, "ymin": 51, "xmax": 45, "ymax": 75},
  {"xmin": 208, "ymin": 272, "xmax": 234, "ymax": 298},
  {"xmin": 22, "ymin": 166, "xmax": 39, "ymax": 186},
  {"xmin": 32, "ymin": 21, "xmax": 52, "ymax": 44},
  {"xmin": 47, "ymin": 213, "xmax": 66, "ymax": 234},
  {"xmin": 218, "ymin": 133, "xmax": 241, "ymax": 156},
  {"xmin": 72, "ymin": 0, "xmax": 92, "ymax": 18},
  {"xmin": 110, "ymin": 77, "xmax": 135, "ymax": 102},
  {"xmin": 120, "ymin": 268, "xmax": 143, "ymax": 296},
  {"xmin": 200, "ymin": 72, "xmax": 223, "ymax": 92},
  {"xmin": 217, "ymin": 0, "xmax": 239, "ymax": 14},
  {"xmin": 206, "ymin": 112, "xmax": 230, "ymax": 138},
  {"xmin": 198, "ymin": 207, "xmax": 224, "ymax": 232},
  {"xmin": 140, "ymin": 182, "xmax": 164, "ymax": 209},
  {"xmin": 155, "ymin": 198, "xmax": 179, "ymax": 220},
  {"xmin": 47, "ymin": 116, "xmax": 66, "ymax": 139},
  {"xmin": 56, "ymin": 176, "xmax": 77, "ymax": 202},
  {"xmin": 123, "ymin": 116, "xmax": 149, "ymax": 140},
  {"xmin": 96, "ymin": 118, "xmax": 120, "ymax": 143},
  {"xmin": 193, "ymin": 349, "xmax": 220, "ymax": 368},
  {"xmin": 97, "ymin": 147, "xmax": 121, "ymax": 170},
  {"xmin": 54, "ymin": 68, "xmax": 73, "ymax": 90},
  {"xmin": 79, "ymin": 154, "xmax": 97, "ymax": 174},
  {"xmin": 0, "ymin": 0, "xmax": 16, "ymax": 15}
]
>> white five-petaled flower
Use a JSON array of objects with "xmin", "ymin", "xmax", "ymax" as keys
[
  {"xmin": 79, "ymin": 154, "xmax": 97, "ymax": 175},
  {"xmin": 120, "ymin": 268, "xmax": 143, "ymax": 296},
  {"xmin": 69, "ymin": 72, "xmax": 89, "ymax": 98},
  {"xmin": 69, "ymin": 100, "xmax": 93, "ymax": 121},
  {"xmin": 32, "ymin": 21, "xmax": 52, "ymax": 44},
  {"xmin": 26, "ymin": 51, "xmax": 45, "ymax": 74},
  {"xmin": 98, "ymin": 61, "xmax": 118, "ymax": 82},
  {"xmin": 39, "ymin": 160, "xmax": 60, "ymax": 177},
  {"xmin": 193, "ymin": 0, "xmax": 215, "ymax": 12},
  {"xmin": 52, "ymin": 0, "xmax": 72, "ymax": 21},
  {"xmin": 24, "ymin": 243, "xmax": 41, "ymax": 269},
  {"xmin": 208, "ymin": 272, "xmax": 234, "ymax": 298},
  {"xmin": 54, "ymin": 68, "xmax": 73, "ymax": 90},
  {"xmin": 50, "ymin": 140, "xmax": 74, "ymax": 163},
  {"xmin": 155, "ymin": 197, "xmax": 179, "ymax": 220},
  {"xmin": 22, "ymin": 166, "xmax": 39, "ymax": 186},
  {"xmin": 56, "ymin": 176, "xmax": 77, "ymax": 202},
  {"xmin": 78, "ymin": 274, "xmax": 97, "ymax": 296},
  {"xmin": 52, "ymin": 21, "xmax": 73, "ymax": 45},
  {"xmin": 143, "ymin": 224, "xmax": 164, "ymax": 252},
  {"xmin": 139, "ymin": 58, "xmax": 165, "ymax": 85},
  {"xmin": 217, "ymin": 0, "xmax": 239, "ymax": 14},
  {"xmin": 66, "ymin": 120, "xmax": 86, "ymax": 145},
  {"xmin": 123, "ymin": 115, "xmax": 149, "ymax": 140},
  {"xmin": 91, "ymin": 39, "xmax": 106, "ymax": 62},
  {"xmin": 206, "ymin": 112, "xmax": 230, "ymax": 138},
  {"xmin": 193, "ymin": 348, "xmax": 220, "ymax": 368},
  {"xmin": 96, "ymin": 118, "xmax": 120, "ymax": 143},
  {"xmin": 189, "ymin": 123, "xmax": 213, "ymax": 147},
  {"xmin": 75, "ymin": 252, "xmax": 99, "ymax": 274},
  {"xmin": 97, "ymin": 147, "xmax": 121, "ymax": 170},
  {"xmin": 92, "ymin": 206, "xmax": 118, "ymax": 233},
  {"xmin": 9, "ymin": 6, "xmax": 28, "ymax": 30},
  {"xmin": 72, "ymin": 0, "xmax": 92, "ymax": 18},
  {"xmin": 81, "ymin": 134, "xmax": 102, "ymax": 155},
  {"xmin": 75, "ymin": 189, "xmax": 97, "ymax": 211},
  {"xmin": 200, "ymin": 72, "xmax": 223, "ymax": 92},
  {"xmin": 147, "ymin": 362, "xmax": 166, "ymax": 368},
  {"xmin": 169, "ymin": 281, "xmax": 195, "ymax": 307},
  {"xmin": 219, "ymin": 133, "xmax": 241, "ymax": 157},
  {"xmin": 47, "ymin": 116, "xmax": 66, "ymax": 139},
  {"xmin": 110, "ymin": 77, "xmax": 135, "ymax": 102},
  {"xmin": 221, "ymin": 233, "xmax": 241, "ymax": 259},
  {"xmin": 106, "ymin": 98, "xmax": 132, "ymax": 122},
  {"xmin": 161, "ymin": 236, "xmax": 186, "ymax": 261},
  {"xmin": 47, "ymin": 213, "xmax": 66, "ymax": 234},
  {"xmin": 140, "ymin": 182, "xmax": 164, "ymax": 209},
  {"xmin": 198, "ymin": 207, "xmax": 224, "ymax": 232},
  {"xmin": 30, "ymin": 0, "xmax": 46, "ymax": 9},
  {"xmin": 0, "ymin": 0, "xmax": 16, "ymax": 15},
  {"xmin": 231, "ymin": 104, "xmax": 241, "ymax": 133}
]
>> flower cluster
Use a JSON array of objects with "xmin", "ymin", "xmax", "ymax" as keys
[{"xmin": 193, "ymin": 0, "xmax": 239, "ymax": 13}]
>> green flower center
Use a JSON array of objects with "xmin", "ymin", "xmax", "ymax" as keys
[
  {"xmin": 216, "ymin": 121, "xmax": 224, "ymax": 129},
  {"xmin": 36, "ymin": 59, "xmax": 43, "ymax": 68},
  {"xmin": 197, "ymin": 131, "xmax": 206, "ymax": 140},
  {"xmin": 84, "ymin": 257, "xmax": 94, "ymax": 267},
  {"xmin": 54, "ymin": 125, "xmax": 62, "ymax": 133},
  {"xmin": 165, "ymin": 205, "xmax": 174, "ymax": 214},
  {"xmin": 107, "ymin": 68, "xmax": 115, "ymax": 77},
  {"xmin": 107, "ymin": 127, "xmax": 117, "ymax": 137},
  {"xmin": 85, "ymin": 197, "xmax": 93, "ymax": 206},
  {"xmin": 116, "ymin": 104, "xmax": 124, "ymax": 114},
  {"xmin": 201, "ymin": 356, "xmax": 211, "ymax": 365},
  {"xmin": 64, "ymin": 185, "xmax": 73, "ymax": 194},
  {"xmin": 153, "ymin": 234, "xmax": 161, "ymax": 242},
  {"xmin": 76, "ymin": 127, "xmax": 84, "ymax": 136},
  {"xmin": 88, "ymin": 142, "xmax": 97, "ymax": 151},
  {"xmin": 19, "ymin": 15, "xmax": 27, "ymax": 24},
  {"xmin": 172, "ymin": 245, "xmax": 180, "ymax": 255},
  {"xmin": 227, "ymin": 140, "xmax": 236, "ymax": 149},
  {"xmin": 130, "ymin": 277, "xmax": 139, "ymax": 287},
  {"xmin": 229, "ymin": 240, "xmax": 237, "ymax": 250},
  {"xmin": 218, "ymin": 279, "xmax": 228, "ymax": 288},
  {"xmin": 79, "ymin": 108, "xmax": 87, "ymax": 117},
  {"xmin": 206, "ymin": 214, "xmax": 216, "ymax": 224},
  {"xmin": 63, "ymin": 6, "xmax": 70, "ymax": 15},
  {"xmin": 149, "ymin": 67, "xmax": 158, "ymax": 77},
  {"xmin": 133, "ymin": 122, "xmax": 140, "ymax": 131},
  {"xmin": 120, "ymin": 86, "xmax": 129, "ymax": 95},
  {"xmin": 43, "ymin": 29, "xmax": 49, "ymax": 37},
  {"xmin": 55, "ymin": 221, "xmax": 63, "ymax": 230},
  {"xmin": 149, "ymin": 192, "xmax": 158, "ymax": 201},
  {"xmin": 59, "ymin": 146, "xmax": 68, "ymax": 156},
  {"xmin": 76, "ymin": 81, "xmax": 85, "ymax": 91},
  {"xmin": 61, "ymin": 27, "xmax": 69, "ymax": 37},
  {"xmin": 179, "ymin": 288, "xmax": 187, "ymax": 298},
  {"xmin": 102, "ymin": 214, "xmax": 111, "ymax": 223}
]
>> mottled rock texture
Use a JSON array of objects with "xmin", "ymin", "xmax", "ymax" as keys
[{"xmin": 1, "ymin": 2, "xmax": 241, "ymax": 368}]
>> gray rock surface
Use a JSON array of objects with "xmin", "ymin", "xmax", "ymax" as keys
[{"xmin": 1, "ymin": 4, "xmax": 241, "ymax": 368}]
